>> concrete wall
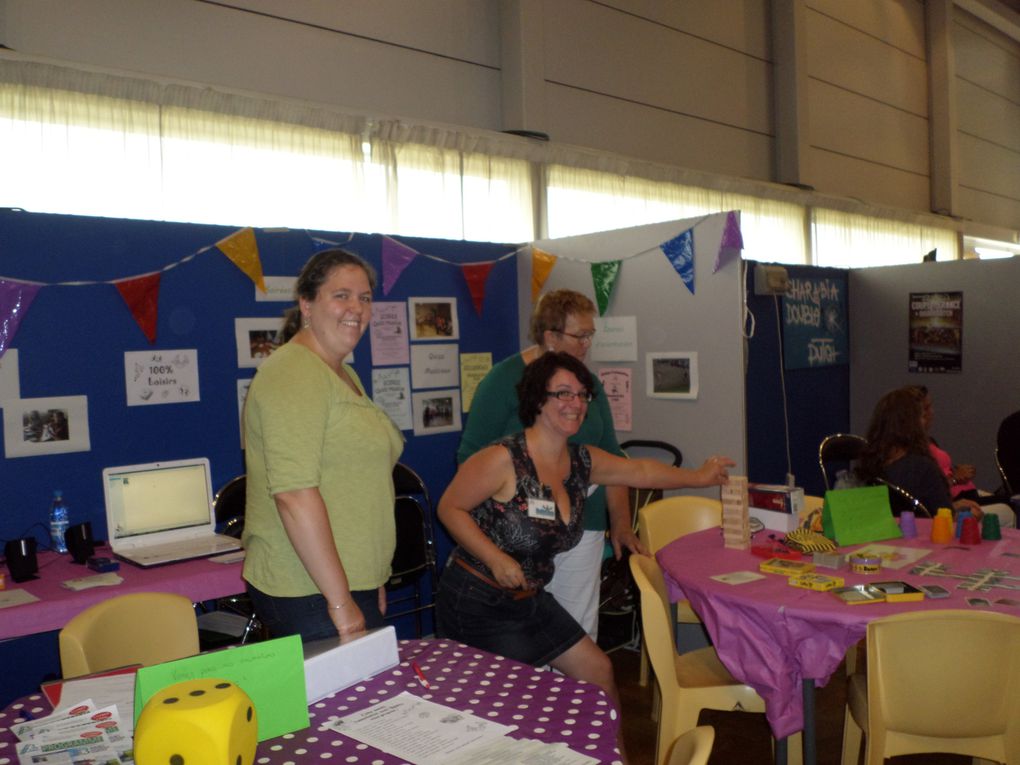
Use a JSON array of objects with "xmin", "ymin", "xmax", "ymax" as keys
[{"xmin": 0, "ymin": 0, "xmax": 1018, "ymax": 231}]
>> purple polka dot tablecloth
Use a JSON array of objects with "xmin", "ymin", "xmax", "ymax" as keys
[{"xmin": 0, "ymin": 639, "xmax": 622, "ymax": 765}]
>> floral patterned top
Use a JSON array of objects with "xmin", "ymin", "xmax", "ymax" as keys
[{"xmin": 453, "ymin": 432, "xmax": 591, "ymax": 587}]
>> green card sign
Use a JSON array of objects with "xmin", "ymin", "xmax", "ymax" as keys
[{"xmin": 134, "ymin": 634, "xmax": 308, "ymax": 741}]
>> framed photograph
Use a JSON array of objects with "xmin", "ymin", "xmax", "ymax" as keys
[
  {"xmin": 408, "ymin": 297, "xmax": 459, "ymax": 341},
  {"xmin": 646, "ymin": 352, "xmax": 699, "ymax": 399},
  {"xmin": 235, "ymin": 317, "xmax": 282, "ymax": 368},
  {"xmin": 2, "ymin": 395, "xmax": 91, "ymax": 458},
  {"xmin": 411, "ymin": 389, "xmax": 462, "ymax": 436}
]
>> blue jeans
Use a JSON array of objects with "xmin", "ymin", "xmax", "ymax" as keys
[{"xmin": 246, "ymin": 583, "xmax": 385, "ymax": 643}]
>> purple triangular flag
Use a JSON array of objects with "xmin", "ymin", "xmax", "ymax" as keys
[
  {"xmin": 660, "ymin": 229, "xmax": 695, "ymax": 295},
  {"xmin": 381, "ymin": 237, "xmax": 419, "ymax": 295},
  {"xmin": 0, "ymin": 279, "xmax": 42, "ymax": 358},
  {"xmin": 714, "ymin": 211, "xmax": 743, "ymax": 273}
]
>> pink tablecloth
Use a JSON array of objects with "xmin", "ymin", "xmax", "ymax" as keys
[
  {"xmin": 0, "ymin": 639, "xmax": 622, "ymax": 765},
  {"xmin": 656, "ymin": 520, "xmax": 1020, "ymax": 738},
  {"xmin": 0, "ymin": 546, "xmax": 245, "ymax": 639}
]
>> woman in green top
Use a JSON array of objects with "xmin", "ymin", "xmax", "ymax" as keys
[
  {"xmin": 243, "ymin": 249, "xmax": 403, "ymax": 642},
  {"xmin": 457, "ymin": 289, "xmax": 643, "ymax": 639}
]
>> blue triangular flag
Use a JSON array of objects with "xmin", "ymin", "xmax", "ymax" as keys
[{"xmin": 660, "ymin": 229, "xmax": 695, "ymax": 294}]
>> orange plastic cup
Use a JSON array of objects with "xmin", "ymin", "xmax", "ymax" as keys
[{"xmin": 931, "ymin": 515, "xmax": 953, "ymax": 544}]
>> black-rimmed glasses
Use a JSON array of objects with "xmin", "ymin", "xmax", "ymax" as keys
[{"xmin": 545, "ymin": 390, "xmax": 594, "ymax": 403}]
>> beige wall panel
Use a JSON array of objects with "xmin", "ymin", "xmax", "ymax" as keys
[
  {"xmin": 957, "ymin": 80, "xmax": 1020, "ymax": 154},
  {"xmin": 808, "ymin": 148, "xmax": 930, "ymax": 212},
  {"xmin": 592, "ymin": 0, "xmax": 771, "ymax": 59},
  {"xmin": 805, "ymin": 7, "xmax": 928, "ymax": 117},
  {"xmin": 958, "ymin": 133, "xmax": 1020, "ymax": 201},
  {"xmin": 954, "ymin": 15, "xmax": 1020, "ymax": 100},
  {"xmin": 543, "ymin": 0, "xmax": 772, "ymax": 134},
  {"xmin": 544, "ymin": 84, "xmax": 773, "ymax": 181},
  {"xmin": 808, "ymin": 0, "xmax": 925, "ymax": 58},
  {"xmin": 1, "ymin": 0, "xmax": 502, "ymax": 129},
  {"xmin": 956, "ymin": 187, "xmax": 1020, "ymax": 230},
  {"xmin": 809, "ymin": 79, "xmax": 928, "ymax": 175},
  {"xmin": 233, "ymin": 0, "xmax": 501, "ymax": 66}
]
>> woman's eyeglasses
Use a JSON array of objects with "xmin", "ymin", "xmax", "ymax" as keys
[
  {"xmin": 546, "ymin": 390, "xmax": 594, "ymax": 403},
  {"xmin": 556, "ymin": 330, "xmax": 596, "ymax": 344}
]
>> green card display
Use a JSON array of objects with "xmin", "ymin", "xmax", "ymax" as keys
[
  {"xmin": 134, "ymin": 634, "xmax": 308, "ymax": 741},
  {"xmin": 822, "ymin": 485, "xmax": 903, "ymax": 546}
]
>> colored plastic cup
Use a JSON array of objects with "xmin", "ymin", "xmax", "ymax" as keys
[
  {"xmin": 899, "ymin": 510, "xmax": 917, "ymax": 539},
  {"xmin": 936, "ymin": 506, "xmax": 953, "ymax": 520},
  {"xmin": 955, "ymin": 510, "xmax": 972, "ymax": 539},
  {"xmin": 960, "ymin": 516, "xmax": 982, "ymax": 545},
  {"xmin": 931, "ymin": 515, "xmax": 953, "ymax": 544},
  {"xmin": 982, "ymin": 513, "xmax": 1002, "ymax": 541}
]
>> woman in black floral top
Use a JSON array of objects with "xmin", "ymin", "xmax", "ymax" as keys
[{"xmin": 437, "ymin": 352, "xmax": 734, "ymax": 757}]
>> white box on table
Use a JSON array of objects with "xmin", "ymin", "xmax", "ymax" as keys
[{"xmin": 303, "ymin": 626, "xmax": 399, "ymax": 703}]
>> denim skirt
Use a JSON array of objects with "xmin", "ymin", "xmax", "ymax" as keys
[{"xmin": 435, "ymin": 558, "xmax": 586, "ymax": 666}]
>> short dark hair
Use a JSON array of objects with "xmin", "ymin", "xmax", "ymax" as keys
[
  {"xmin": 529, "ymin": 290, "xmax": 596, "ymax": 345},
  {"xmin": 279, "ymin": 248, "xmax": 377, "ymax": 342},
  {"xmin": 517, "ymin": 351, "xmax": 595, "ymax": 427}
]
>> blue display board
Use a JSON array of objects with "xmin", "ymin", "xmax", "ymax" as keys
[{"xmin": 782, "ymin": 273, "xmax": 849, "ymax": 370}]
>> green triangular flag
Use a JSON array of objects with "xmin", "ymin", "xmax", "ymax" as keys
[{"xmin": 590, "ymin": 260, "xmax": 621, "ymax": 316}]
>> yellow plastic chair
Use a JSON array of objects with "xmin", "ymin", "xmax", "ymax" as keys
[
  {"xmin": 665, "ymin": 725, "xmax": 714, "ymax": 765},
  {"xmin": 59, "ymin": 592, "xmax": 200, "ymax": 678},
  {"xmin": 636, "ymin": 496, "xmax": 722, "ymax": 689},
  {"xmin": 630, "ymin": 554, "xmax": 802, "ymax": 765},
  {"xmin": 840, "ymin": 609, "xmax": 1020, "ymax": 765}
]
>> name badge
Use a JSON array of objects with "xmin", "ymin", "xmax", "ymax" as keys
[{"xmin": 527, "ymin": 498, "xmax": 557, "ymax": 521}]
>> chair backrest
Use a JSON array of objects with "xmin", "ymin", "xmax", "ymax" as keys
[
  {"xmin": 818, "ymin": 433, "xmax": 868, "ymax": 490},
  {"xmin": 666, "ymin": 725, "xmax": 715, "ymax": 765},
  {"xmin": 393, "ymin": 462, "xmax": 430, "ymax": 503},
  {"xmin": 388, "ymin": 496, "xmax": 433, "ymax": 586},
  {"xmin": 996, "ymin": 410, "xmax": 1020, "ymax": 496},
  {"xmin": 620, "ymin": 440, "xmax": 683, "ymax": 522},
  {"xmin": 638, "ymin": 496, "xmax": 722, "ymax": 554},
  {"xmin": 59, "ymin": 592, "xmax": 200, "ymax": 678},
  {"xmin": 866, "ymin": 609, "xmax": 1020, "ymax": 762},
  {"xmin": 213, "ymin": 474, "xmax": 246, "ymax": 538},
  {"xmin": 872, "ymin": 477, "xmax": 932, "ymax": 518},
  {"xmin": 629, "ymin": 555, "xmax": 678, "ymax": 705}
]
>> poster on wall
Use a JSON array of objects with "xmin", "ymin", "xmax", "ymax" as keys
[
  {"xmin": 372, "ymin": 367, "xmax": 413, "ymax": 431},
  {"xmin": 412, "ymin": 389, "xmax": 462, "ymax": 436},
  {"xmin": 459, "ymin": 352, "xmax": 492, "ymax": 412},
  {"xmin": 235, "ymin": 318, "xmax": 282, "ymax": 367},
  {"xmin": 782, "ymin": 275, "xmax": 848, "ymax": 369},
  {"xmin": 125, "ymin": 349, "xmax": 201, "ymax": 406},
  {"xmin": 370, "ymin": 302, "xmax": 410, "ymax": 366},
  {"xmin": 908, "ymin": 291, "xmax": 963, "ymax": 373},
  {"xmin": 646, "ymin": 352, "xmax": 698, "ymax": 400},
  {"xmin": 598, "ymin": 368, "xmax": 632, "ymax": 431},
  {"xmin": 0, "ymin": 348, "xmax": 20, "ymax": 401},
  {"xmin": 2, "ymin": 395, "xmax": 91, "ymax": 458}
]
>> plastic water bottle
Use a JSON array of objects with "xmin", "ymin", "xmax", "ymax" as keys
[{"xmin": 49, "ymin": 490, "xmax": 70, "ymax": 553}]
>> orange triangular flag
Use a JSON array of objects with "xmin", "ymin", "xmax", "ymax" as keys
[
  {"xmin": 531, "ymin": 247, "xmax": 557, "ymax": 302},
  {"xmin": 461, "ymin": 262, "xmax": 495, "ymax": 315},
  {"xmin": 115, "ymin": 272, "xmax": 161, "ymax": 344},
  {"xmin": 216, "ymin": 227, "xmax": 266, "ymax": 292}
]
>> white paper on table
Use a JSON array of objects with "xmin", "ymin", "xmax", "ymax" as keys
[
  {"xmin": 0, "ymin": 588, "xmax": 40, "ymax": 609},
  {"xmin": 327, "ymin": 691, "xmax": 515, "ymax": 765},
  {"xmin": 61, "ymin": 573, "xmax": 124, "ymax": 591},
  {"xmin": 447, "ymin": 738, "xmax": 599, "ymax": 765}
]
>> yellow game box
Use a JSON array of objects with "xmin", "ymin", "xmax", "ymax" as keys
[
  {"xmin": 870, "ymin": 581, "xmax": 925, "ymax": 602},
  {"xmin": 788, "ymin": 573, "xmax": 845, "ymax": 592},
  {"xmin": 758, "ymin": 558, "xmax": 815, "ymax": 576}
]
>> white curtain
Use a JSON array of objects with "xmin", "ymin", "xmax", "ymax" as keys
[{"xmin": 812, "ymin": 208, "xmax": 959, "ymax": 267}]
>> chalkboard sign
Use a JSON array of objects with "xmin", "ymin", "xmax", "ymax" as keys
[{"xmin": 783, "ymin": 274, "xmax": 848, "ymax": 369}]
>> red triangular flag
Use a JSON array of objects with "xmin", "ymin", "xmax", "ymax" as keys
[
  {"xmin": 115, "ymin": 273, "xmax": 161, "ymax": 344},
  {"xmin": 461, "ymin": 262, "xmax": 495, "ymax": 315}
]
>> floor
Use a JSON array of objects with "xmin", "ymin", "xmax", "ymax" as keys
[{"xmin": 611, "ymin": 646, "xmax": 973, "ymax": 765}]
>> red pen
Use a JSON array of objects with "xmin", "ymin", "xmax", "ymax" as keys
[{"xmin": 411, "ymin": 661, "xmax": 431, "ymax": 689}]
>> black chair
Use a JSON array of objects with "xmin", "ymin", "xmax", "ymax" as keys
[
  {"xmin": 198, "ymin": 474, "xmax": 261, "ymax": 648},
  {"xmin": 385, "ymin": 463, "xmax": 438, "ymax": 638},
  {"xmin": 996, "ymin": 410, "xmax": 1020, "ymax": 497},
  {"xmin": 873, "ymin": 477, "xmax": 931, "ymax": 518},
  {"xmin": 818, "ymin": 433, "xmax": 868, "ymax": 490},
  {"xmin": 619, "ymin": 440, "xmax": 683, "ymax": 527}
]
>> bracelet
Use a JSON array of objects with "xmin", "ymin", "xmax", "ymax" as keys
[{"xmin": 328, "ymin": 601, "xmax": 350, "ymax": 610}]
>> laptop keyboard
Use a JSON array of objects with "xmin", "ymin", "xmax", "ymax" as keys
[{"xmin": 126, "ymin": 535, "xmax": 240, "ymax": 564}]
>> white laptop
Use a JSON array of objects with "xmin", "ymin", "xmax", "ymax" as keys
[{"xmin": 103, "ymin": 457, "xmax": 241, "ymax": 568}]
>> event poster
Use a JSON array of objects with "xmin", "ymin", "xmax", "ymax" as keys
[
  {"xmin": 598, "ymin": 367, "xmax": 632, "ymax": 431},
  {"xmin": 372, "ymin": 367, "xmax": 413, "ymax": 431},
  {"xmin": 124, "ymin": 349, "xmax": 200, "ymax": 406},
  {"xmin": 370, "ymin": 302, "xmax": 410, "ymax": 366},
  {"xmin": 459, "ymin": 352, "xmax": 491, "ymax": 412},
  {"xmin": 782, "ymin": 275, "xmax": 848, "ymax": 370},
  {"xmin": 908, "ymin": 291, "xmax": 963, "ymax": 373}
]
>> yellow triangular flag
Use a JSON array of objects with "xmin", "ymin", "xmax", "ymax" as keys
[
  {"xmin": 216, "ymin": 227, "xmax": 266, "ymax": 293},
  {"xmin": 531, "ymin": 247, "xmax": 557, "ymax": 302}
]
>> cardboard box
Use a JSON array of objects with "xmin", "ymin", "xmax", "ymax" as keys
[
  {"xmin": 749, "ymin": 506, "xmax": 801, "ymax": 533},
  {"xmin": 748, "ymin": 483, "xmax": 805, "ymax": 515}
]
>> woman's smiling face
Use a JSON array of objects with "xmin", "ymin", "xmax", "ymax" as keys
[{"xmin": 301, "ymin": 264, "xmax": 373, "ymax": 364}]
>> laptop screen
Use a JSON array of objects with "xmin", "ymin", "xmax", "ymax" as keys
[{"xmin": 104, "ymin": 458, "xmax": 214, "ymax": 541}]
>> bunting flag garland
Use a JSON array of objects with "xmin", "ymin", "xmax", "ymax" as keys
[
  {"xmin": 531, "ymin": 248, "xmax": 557, "ymax": 302},
  {"xmin": 714, "ymin": 211, "xmax": 743, "ymax": 273},
  {"xmin": 461, "ymin": 262, "xmax": 495, "ymax": 315},
  {"xmin": 114, "ymin": 272, "xmax": 161, "ymax": 344},
  {"xmin": 215, "ymin": 227, "xmax": 266, "ymax": 292},
  {"xmin": 660, "ymin": 229, "xmax": 696, "ymax": 295},
  {"xmin": 590, "ymin": 261, "xmax": 621, "ymax": 316},
  {"xmin": 0, "ymin": 279, "xmax": 41, "ymax": 358},
  {"xmin": 381, "ymin": 237, "xmax": 419, "ymax": 295}
]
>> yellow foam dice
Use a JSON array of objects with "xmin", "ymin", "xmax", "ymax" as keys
[{"xmin": 135, "ymin": 678, "xmax": 257, "ymax": 765}]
